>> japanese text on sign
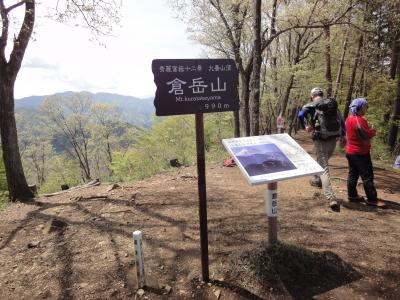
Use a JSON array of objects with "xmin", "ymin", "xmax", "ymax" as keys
[
  {"xmin": 152, "ymin": 59, "xmax": 239, "ymax": 116},
  {"xmin": 158, "ymin": 64, "xmax": 233, "ymax": 73},
  {"xmin": 167, "ymin": 77, "xmax": 227, "ymax": 95}
]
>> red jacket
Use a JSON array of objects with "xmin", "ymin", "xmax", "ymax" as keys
[{"xmin": 345, "ymin": 114, "xmax": 376, "ymax": 155}]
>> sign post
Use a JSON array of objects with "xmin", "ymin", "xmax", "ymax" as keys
[
  {"xmin": 152, "ymin": 59, "xmax": 239, "ymax": 282},
  {"xmin": 265, "ymin": 182, "xmax": 278, "ymax": 244},
  {"xmin": 195, "ymin": 112, "xmax": 209, "ymax": 281}
]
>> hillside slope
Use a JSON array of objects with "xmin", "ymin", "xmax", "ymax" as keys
[
  {"xmin": 15, "ymin": 91, "xmax": 155, "ymax": 128},
  {"xmin": 0, "ymin": 133, "xmax": 399, "ymax": 299}
]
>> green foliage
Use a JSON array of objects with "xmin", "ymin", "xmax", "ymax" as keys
[
  {"xmin": 110, "ymin": 113, "xmax": 235, "ymax": 183},
  {"xmin": 364, "ymin": 75, "xmax": 397, "ymax": 159},
  {"xmin": 0, "ymin": 151, "xmax": 9, "ymax": 209},
  {"xmin": 367, "ymin": 76, "xmax": 396, "ymax": 130},
  {"xmin": 14, "ymin": 110, "xmax": 235, "ymax": 186},
  {"xmin": 18, "ymin": 93, "xmax": 140, "ymax": 190},
  {"xmin": 39, "ymin": 156, "xmax": 82, "ymax": 194},
  {"xmin": 0, "ymin": 151, "xmax": 7, "ymax": 191},
  {"xmin": 110, "ymin": 149, "xmax": 159, "ymax": 182},
  {"xmin": 0, "ymin": 193, "xmax": 8, "ymax": 210},
  {"xmin": 111, "ymin": 116, "xmax": 196, "ymax": 181},
  {"xmin": 204, "ymin": 112, "xmax": 237, "ymax": 162}
]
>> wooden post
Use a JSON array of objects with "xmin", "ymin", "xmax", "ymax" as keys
[
  {"xmin": 265, "ymin": 182, "xmax": 278, "ymax": 244},
  {"xmin": 195, "ymin": 113, "xmax": 209, "ymax": 282}
]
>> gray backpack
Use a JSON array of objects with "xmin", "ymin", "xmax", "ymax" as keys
[{"xmin": 313, "ymin": 98, "xmax": 341, "ymax": 139}]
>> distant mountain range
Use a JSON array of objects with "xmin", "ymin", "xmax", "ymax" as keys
[{"xmin": 15, "ymin": 91, "xmax": 156, "ymax": 128}]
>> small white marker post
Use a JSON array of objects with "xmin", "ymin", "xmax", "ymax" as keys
[
  {"xmin": 132, "ymin": 231, "xmax": 145, "ymax": 288},
  {"xmin": 265, "ymin": 182, "xmax": 278, "ymax": 245}
]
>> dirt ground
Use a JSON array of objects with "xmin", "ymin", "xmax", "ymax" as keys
[{"xmin": 0, "ymin": 132, "xmax": 399, "ymax": 300}]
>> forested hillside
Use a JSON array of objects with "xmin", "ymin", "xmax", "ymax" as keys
[
  {"xmin": 15, "ymin": 92, "xmax": 155, "ymax": 128},
  {"xmin": 12, "ymin": 91, "xmax": 234, "ymax": 194},
  {"xmin": 1, "ymin": 0, "xmax": 399, "ymax": 203}
]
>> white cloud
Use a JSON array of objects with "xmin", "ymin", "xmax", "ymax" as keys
[
  {"xmin": 236, "ymin": 148, "xmax": 258, "ymax": 156},
  {"xmin": 14, "ymin": 0, "xmax": 202, "ymax": 99},
  {"xmin": 22, "ymin": 57, "xmax": 60, "ymax": 70}
]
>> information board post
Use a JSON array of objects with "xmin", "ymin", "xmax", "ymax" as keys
[
  {"xmin": 265, "ymin": 182, "xmax": 278, "ymax": 244},
  {"xmin": 195, "ymin": 112, "xmax": 209, "ymax": 282}
]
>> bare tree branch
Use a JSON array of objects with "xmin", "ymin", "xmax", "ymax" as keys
[
  {"xmin": 5, "ymin": 0, "xmax": 26, "ymax": 13},
  {"xmin": 8, "ymin": 0, "xmax": 35, "ymax": 79}
]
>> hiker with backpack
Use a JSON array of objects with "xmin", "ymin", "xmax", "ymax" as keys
[
  {"xmin": 298, "ymin": 87, "xmax": 346, "ymax": 211},
  {"xmin": 345, "ymin": 98, "xmax": 385, "ymax": 207}
]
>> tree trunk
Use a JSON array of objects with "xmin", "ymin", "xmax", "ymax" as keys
[
  {"xmin": 82, "ymin": 139, "xmax": 91, "ymax": 180},
  {"xmin": 388, "ymin": 59, "xmax": 400, "ymax": 151},
  {"xmin": 210, "ymin": 1, "xmax": 247, "ymax": 136},
  {"xmin": 280, "ymin": 74, "xmax": 295, "ymax": 118},
  {"xmin": 0, "ymin": 80, "xmax": 34, "ymax": 201},
  {"xmin": 381, "ymin": 30, "xmax": 400, "ymax": 128},
  {"xmin": 390, "ymin": 32, "xmax": 400, "ymax": 80},
  {"xmin": 356, "ymin": 64, "xmax": 366, "ymax": 96},
  {"xmin": 324, "ymin": 26, "xmax": 333, "ymax": 97},
  {"xmin": 250, "ymin": 0, "xmax": 262, "ymax": 136},
  {"xmin": 333, "ymin": 28, "xmax": 349, "ymax": 99},
  {"xmin": 106, "ymin": 134, "xmax": 114, "ymax": 177},
  {"xmin": 279, "ymin": 30, "xmax": 302, "ymax": 122},
  {"xmin": 343, "ymin": 34, "xmax": 364, "ymax": 118},
  {"xmin": 240, "ymin": 72, "xmax": 251, "ymax": 136},
  {"xmin": 233, "ymin": 111, "xmax": 240, "ymax": 137},
  {"xmin": 287, "ymin": 107, "xmax": 298, "ymax": 136},
  {"xmin": 70, "ymin": 140, "xmax": 91, "ymax": 181},
  {"xmin": 271, "ymin": 56, "xmax": 278, "ymax": 98},
  {"xmin": 361, "ymin": 71, "xmax": 367, "ymax": 96},
  {"xmin": 0, "ymin": 0, "xmax": 35, "ymax": 201},
  {"xmin": 270, "ymin": 0, "xmax": 278, "ymax": 99}
]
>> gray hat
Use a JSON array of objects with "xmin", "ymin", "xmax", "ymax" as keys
[{"xmin": 310, "ymin": 87, "xmax": 323, "ymax": 97}]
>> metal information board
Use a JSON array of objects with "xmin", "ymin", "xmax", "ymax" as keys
[{"xmin": 223, "ymin": 134, "xmax": 324, "ymax": 185}]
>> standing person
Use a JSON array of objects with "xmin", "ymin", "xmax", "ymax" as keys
[
  {"xmin": 345, "ymin": 98, "xmax": 385, "ymax": 207},
  {"xmin": 298, "ymin": 87, "xmax": 345, "ymax": 211}
]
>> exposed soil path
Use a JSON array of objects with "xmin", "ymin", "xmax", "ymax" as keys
[{"xmin": 0, "ymin": 132, "xmax": 399, "ymax": 300}]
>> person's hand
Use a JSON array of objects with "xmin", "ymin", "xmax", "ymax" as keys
[
  {"xmin": 339, "ymin": 136, "xmax": 346, "ymax": 146},
  {"xmin": 305, "ymin": 125, "xmax": 313, "ymax": 133}
]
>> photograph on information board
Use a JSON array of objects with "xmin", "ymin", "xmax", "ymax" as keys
[{"xmin": 231, "ymin": 143, "xmax": 297, "ymax": 176}]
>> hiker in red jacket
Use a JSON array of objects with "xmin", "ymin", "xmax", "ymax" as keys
[{"xmin": 345, "ymin": 98, "xmax": 385, "ymax": 207}]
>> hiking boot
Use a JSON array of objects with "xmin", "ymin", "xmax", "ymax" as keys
[
  {"xmin": 329, "ymin": 199, "xmax": 340, "ymax": 212},
  {"xmin": 365, "ymin": 199, "xmax": 386, "ymax": 207},
  {"xmin": 309, "ymin": 178, "xmax": 322, "ymax": 188},
  {"xmin": 348, "ymin": 195, "xmax": 365, "ymax": 203}
]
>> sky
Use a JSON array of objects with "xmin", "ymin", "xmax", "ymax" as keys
[{"xmin": 14, "ymin": 1, "xmax": 202, "ymax": 99}]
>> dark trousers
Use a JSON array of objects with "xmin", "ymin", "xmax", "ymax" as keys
[{"xmin": 346, "ymin": 153, "xmax": 377, "ymax": 202}]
